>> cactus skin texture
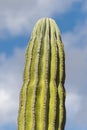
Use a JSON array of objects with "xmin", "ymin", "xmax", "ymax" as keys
[{"xmin": 18, "ymin": 18, "xmax": 66, "ymax": 130}]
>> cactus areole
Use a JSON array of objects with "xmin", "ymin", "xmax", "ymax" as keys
[{"xmin": 18, "ymin": 18, "xmax": 66, "ymax": 130}]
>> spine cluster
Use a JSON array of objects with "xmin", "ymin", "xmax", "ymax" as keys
[{"xmin": 18, "ymin": 18, "xmax": 66, "ymax": 130}]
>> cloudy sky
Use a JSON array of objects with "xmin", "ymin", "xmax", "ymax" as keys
[{"xmin": 0, "ymin": 0, "xmax": 87, "ymax": 130}]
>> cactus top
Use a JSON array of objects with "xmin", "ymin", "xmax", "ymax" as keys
[{"xmin": 18, "ymin": 18, "xmax": 66, "ymax": 130}]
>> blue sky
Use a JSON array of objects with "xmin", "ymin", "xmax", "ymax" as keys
[{"xmin": 0, "ymin": 0, "xmax": 87, "ymax": 130}]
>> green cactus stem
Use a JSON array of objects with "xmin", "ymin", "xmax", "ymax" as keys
[{"xmin": 18, "ymin": 18, "xmax": 66, "ymax": 130}]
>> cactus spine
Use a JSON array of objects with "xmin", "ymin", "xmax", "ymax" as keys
[{"xmin": 18, "ymin": 18, "xmax": 66, "ymax": 130}]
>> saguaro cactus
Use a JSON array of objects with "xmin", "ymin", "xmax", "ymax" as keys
[{"xmin": 18, "ymin": 18, "xmax": 66, "ymax": 130}]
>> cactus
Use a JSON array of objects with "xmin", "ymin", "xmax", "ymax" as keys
[{"xmin": 18, "ymin": 18, "xmax": 66, "ymax": 130}]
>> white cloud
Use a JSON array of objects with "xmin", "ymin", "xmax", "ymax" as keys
[
  {"xmin": 0, "ymin": 89, "xmax": 16, "ymax": 124},
  {"xmin": 66, "ymin": 92, "xmax": 81, "ymax": 118},
  {"xmin": 0, "ymin": 48, "xmax": 25, "ymax": 126},
  {"xmin": 0, "ymin": 0, "xmax": 82, "ymax": 36}
]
